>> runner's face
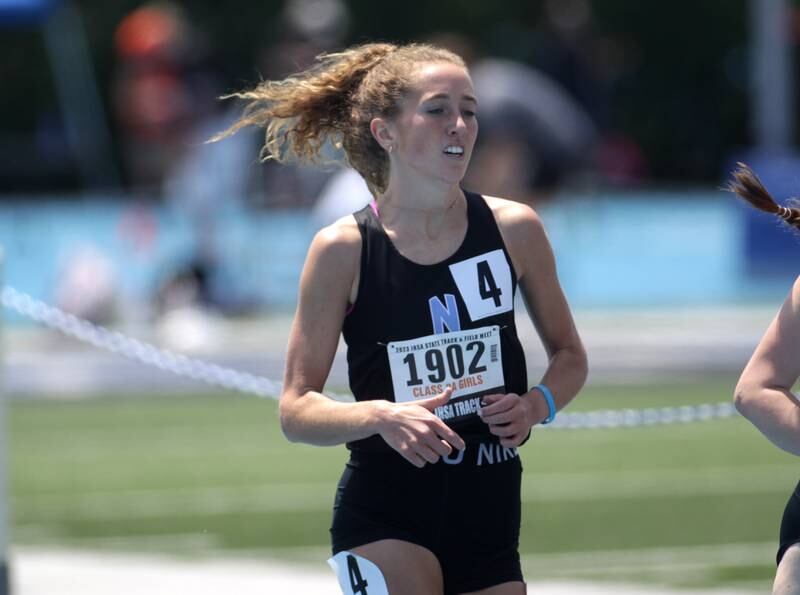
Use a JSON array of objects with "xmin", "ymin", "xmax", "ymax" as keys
[{"xmin": 390, "ymin": 62, "xmax": 478, "ymax": 185}]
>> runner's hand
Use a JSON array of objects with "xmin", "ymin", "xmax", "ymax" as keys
[
  {"xmin": 374, "ymin": 386, "xmax": 465, "ymax": 468},
  {"xmin": 479, "ymin": 392, "xmax": 535, "ymax": 447}
]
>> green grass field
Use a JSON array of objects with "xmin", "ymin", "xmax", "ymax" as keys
[{"xmin": 11, "ymin": 378, "xmax": 796, "ymax": 591}]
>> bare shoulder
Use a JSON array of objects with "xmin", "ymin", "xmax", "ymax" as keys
[
  {"xmin": 302, "ymin": 214, "xmax": 362, "ymax": 298},
  {"xmin": 785, "ymin": 275, "xmax": 800, "ymax": 320},
  {"xmin": 482, "ymin": 195, "xmax": 547, "ymax": 249},
  {"xmin": 309, "ymin": 215, "xmax": 361, "ymax": 261}
]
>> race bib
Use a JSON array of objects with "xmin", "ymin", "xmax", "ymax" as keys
[{"xmin": 387, "ymin": 326, "xmax": 505, "ymax": 424}]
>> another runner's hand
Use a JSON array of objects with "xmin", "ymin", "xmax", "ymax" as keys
[
  {"xmin": 374, "ymin": 386, "xmax": 465, "ymax": 468},
  {"xmin": 479, "ymin": 393, "xmax": 535, "ymax": 447}
]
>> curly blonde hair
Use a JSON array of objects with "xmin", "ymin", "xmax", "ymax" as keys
[{"xmin": 210, "ymin": 42, "xmax": 466, "ymax": 196}]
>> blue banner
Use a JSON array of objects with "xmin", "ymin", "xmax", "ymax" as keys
[{"xmin": 0, "ymin": 0, "xmax": 59, "ymax": 25}]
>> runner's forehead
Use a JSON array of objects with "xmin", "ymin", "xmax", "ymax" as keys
[
  {"xmin": 420, "ymin": 92, "xmax": 478, "ymax": 104},
  {"xmin": 409, "ymin": 62, "xmax": 476, "ymax": 102}
]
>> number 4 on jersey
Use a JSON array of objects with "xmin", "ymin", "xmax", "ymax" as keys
[
  {"xmin": 448, "ymin": 249, "xmax": 512, "ymax": 321},
  {"xmin": 477, "ymin": 260, "xmax": 502, "ymax": 307}
]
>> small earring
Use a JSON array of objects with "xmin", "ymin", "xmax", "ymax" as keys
[{"xmin": 387, "ymin": 145, "xmax": 394, "ymax": 154}]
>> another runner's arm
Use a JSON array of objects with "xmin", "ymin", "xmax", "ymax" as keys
[
  {"xmin": 735, "ymin": 276, "xmax": 800, "ymax": 455},
  {"xmin": 493, "ymin": 198, "xmax": 588, "ymax": 425},
  {"xmin": 279, "ymin": 220, "xmax": 465, "ymax": 464}
]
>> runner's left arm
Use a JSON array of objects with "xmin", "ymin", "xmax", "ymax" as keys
[{"xmin": 480, "ymin": 198, "xmax": 588, "ymax": 446}]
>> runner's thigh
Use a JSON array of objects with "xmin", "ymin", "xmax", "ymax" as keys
[
  {"xmin": 351, "ymin": 538, "xmax": 444, "ymax": 595},
  {"xmin": 776, "ymin": 544, "xmax": 800, "ymax": 594},
  {"xmin": 460, "ymin": 580, "xmax": 526, "ymax": 595}
]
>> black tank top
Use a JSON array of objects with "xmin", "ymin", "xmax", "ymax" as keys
[{"xmin": 342, "ymin": 190, "xmax": 528, "ymax": 453}]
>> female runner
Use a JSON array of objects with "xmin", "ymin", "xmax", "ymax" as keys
[{"xmin": 216, "ymin": 42, "xmax": 588, "ymax": 595}]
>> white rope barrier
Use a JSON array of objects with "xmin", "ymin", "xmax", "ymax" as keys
[
  {"xmin": 0, "ymin": 286, "xmax": 281, "ymax": 399},
  {"xmin": 0, "ymin": 286, "xmax": 739, "ymax": 429}
]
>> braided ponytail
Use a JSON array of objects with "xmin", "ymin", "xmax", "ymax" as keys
[{"xmin": 726, "ymin": 162, "xmax": 800, "ymax": 230}]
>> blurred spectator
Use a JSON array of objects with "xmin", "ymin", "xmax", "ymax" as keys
[
  {"xmin": 243, "ymin": 0, "xmax": 350, "ymax": 208},
  {"xmin": 465, "ymin": 57, "xmax": 598, "ymax": 201},
  {"xmin": 533, "ymin": 0, "xmax": 606, "ymax": 127},
  {"xmin": 258, "ymin": 0, "xmax": 350, "ymax": 80},
  {"xmin": 167, "ymin": 0, "xmax": 350, "ymax": 212},
  {"xmin": 153, "ymin": 261, "xmax": 211, "ymax": 314},
  {"xmin": 112, "ymin": 1, "xmax": 220, "ymax": 195},
  {"xmin": 55, "ymin": 244, "xmax": 118, "ymax": 325},
  {"xmin": 151, "ymin": 0, "xmax": 350, "ymax": 319},
  {"xmin": 529, "ymin": 0, "xmax": 648, "ymax": 185},
  {"xmin": 112, "ymin": 1, "xmax": 241, "ymax": 327}
]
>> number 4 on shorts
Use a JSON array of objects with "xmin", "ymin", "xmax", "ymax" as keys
[{"xmin": 328, "ymin": 551, "xmax": 389, "ymax": 595}]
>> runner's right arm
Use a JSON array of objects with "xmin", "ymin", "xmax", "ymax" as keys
[
  {"xmin": 735, "ymin": 276, "xmax": 800, "ymax": 455},
  {"xmin": 279, "ymin": 219, "xmax": 465, "ymax": 466}
]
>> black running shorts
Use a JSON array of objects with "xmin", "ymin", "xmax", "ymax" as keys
[
  {"xmin": 330, "ymin": 445, "xmax": 523, "ymax": 594},
  {"xmin": 778, "ymin": 480, "xmax": 800, "ymax": 565}
]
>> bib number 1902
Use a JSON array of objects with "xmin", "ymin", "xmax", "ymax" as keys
[{"xmin": 402, "ymin": 341, "xmax": 486, "ymax": 386}]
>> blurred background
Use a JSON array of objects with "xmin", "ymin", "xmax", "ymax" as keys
[{"xmin": 3, "ymin": 0, "xmax": 800, "ymax": 593}]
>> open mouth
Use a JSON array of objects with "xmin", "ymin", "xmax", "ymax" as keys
[{"xmin": 443, "ymin": 145, "xmax": 464, "ymax": 157}]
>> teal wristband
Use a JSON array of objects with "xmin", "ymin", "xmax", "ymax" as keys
[{"xmin": 532, "ymin": 384, "xmax": 556, "ymax": 425}]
